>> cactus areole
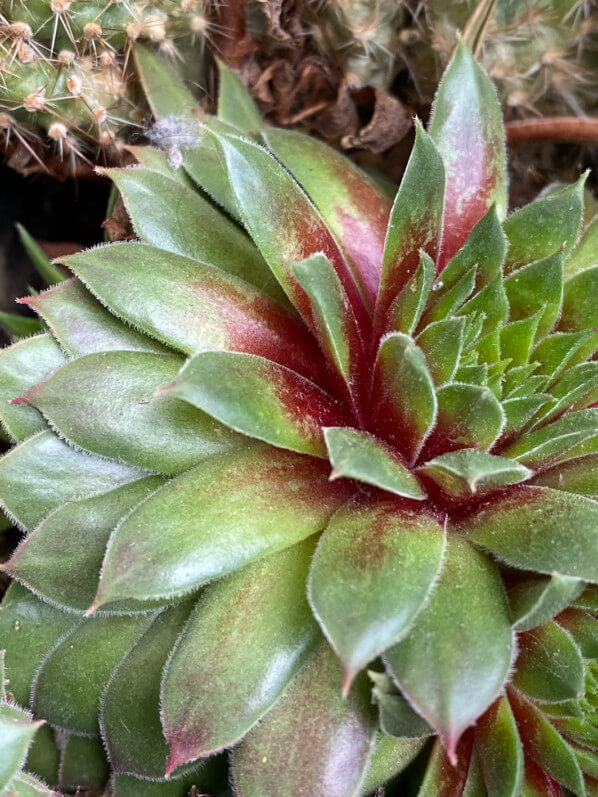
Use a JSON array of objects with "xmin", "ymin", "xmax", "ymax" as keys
[{"xmin": 0, "ymin": 43, "xmax": 597, "ymax": 797}]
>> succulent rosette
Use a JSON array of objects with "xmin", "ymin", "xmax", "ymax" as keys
[{"xmin": 0, "ymin": 45, "xmax": 597, "ymax": 796}]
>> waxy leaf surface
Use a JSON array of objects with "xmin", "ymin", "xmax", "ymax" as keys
[
  {"xmin": 418, "ymin": 449, "xmax": 531, "ymax": 499},
  {"xmin": 475, "ymin": 696, "xmax": 524, "ymax": 797},
  {"xmin": 509, "ymin": 574, "xmax": 586, "ymax": 632},
  {"xmin": 385, "ymin": 535, "xmax": 513, "ymax": 761},
  {"xmin": 513, "ymin": 622, "xmax": 584, "ymax": 704},
  {"xmin": 309, "ymin": 496, "xmax": 445, "ymax": 683}
]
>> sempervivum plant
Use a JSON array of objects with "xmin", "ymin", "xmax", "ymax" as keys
[{"xmin": 1, "ymin": 43, "xmax": 598, "ymax": 797}]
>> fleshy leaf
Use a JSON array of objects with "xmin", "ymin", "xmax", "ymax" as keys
[
  {"xmin": 475, "ymin": 696, "xmax": 524, "ymax": 797},
  {"xmin": 32, "ymin": 613, "xmax": 155, "ymax": 736},
  {"xmin": 60, "ymin": 736, "xmax": 109, "ymax": 792},
  {"xmin": 20, "ymin": 351, "xmax": 245, "ymax": 474},
  {"xmin": 385, "ymin": 535, "xmax": 513, "ymax": 762},
  {"xmin": 0, "ymin": 334, "xmax": 65, "ymax": 442},
  {"xmin": 374, "ymin": 122, "xmax": 444, "ymax": 333},
  {"xmin": 361, "ymin": 734, "xmax": 427, "ymax": 795},
  {"xmin": 556, "ymin": 608, "xmax": 598, "ymax": 658},
  {"xmin": 509, "ymin": 574, "xmax": 586, "ymax": 632},
  {"xmin": 504, "ymin": 251, "xmax": 564, "ymax": 340},
  {"xmin": 417, "ymin": 733, "xmax": 475, "ymax": 796},
  {"xmin": 162, "ymin": 539, "xmax": 319, "ymax": 769},
  {"xmin": 560, "ymin": 266, "xmax": 598, "ymax": 333},
  {"xmin": 264, "ymin": 127, "xmax": 391, "ymax": 308},
  {"xmin": 429, "ymin": 40, "xmax": 507, "ymax": 269},
  {"xmin": 23, "ymin": 278, "xmax": 170, "ymax": 357},
  {"xmin": 503, "ymin": 177, "xmax": 586, "ymax": 273},
  {"xmin": 0, "ymin": 702, "xmax": 43, "ymax": 791},
  {"xmin": 0, "ymin": 311, "xmax": 42, "ymax": 339},
  {"xmin": 463, "ymin": 486, "xmax": 598, "ymax": 582},
  {"xmin": 501, "ymin": 314, "xmax": 543, "ymax": 368},
  {"xmin": 416, "ymin": 317, "xmax": 466, "ymax": 386},
  {"xmin": 323, "ymin": 427, "xmax": 425, "ymax": 499},
  {"xmin": 502, "ymin": 408, "xmax": 598, "ymax": 468},
  {"xmin": 291, "ymin": 254, "xmax": 367, "ymax": 415},
  {"xmin": 102, "ymin": 168, "xmax": 285, "ymax": 303},
  {"xmin": 232, "ymin": 641, "xmax": 377, "ymax": 797},
  {"xmin": 418, "ymin": 449, "xmax": 531, "ymax": 499},
  {"xmin": 532, "ymin": 454, "xmax": 598, "ymax": 498},
  {"xmin": 165, "ymin": 351, "xmax": 347, "ymax": 457},
  {"xmin": 64, "ymin": 243, "xmax": 321, "ymax": 379},
  {"xmin": 371, "ymin": 333, "xmax": 437, "ymax": 463},
  {"xmin": 509, "ymin": 688, "xmax": 586, "ymax": 796},
  {"xmin": 5, "ymin": 477, "xmax": 165, "ymax": 612},
  {"xmin": 216, "ymin": 59, "xmax": 262, "ymax": 132},
  {"xmin": 0, "ymin": 431, "xmax": 147, "ymax": 530},
  {"xmin": 385, "ymin": 251, "xmax": 435, "ymax": 336},
  {"xmin": 101, "ymin": 602, "xmax": 194, "ymax": 777},
  {"xmin": 370, "ymin": 671, "xmax": 433, "ymax": 738},
  {"xmin": 423, "ymin": 383, "xmax": 505, "ymax": 458},
  {"xmin": 532, "ymin": 331, "xmax": 598, "ymax": 381},
  {"xmin": 182, "ymin": 138, "xmax": 239, "ymax": 220},
  {"xmin": 126, "ymin": 145, "xmax": 193, "ymax": 186},
  {"xmin": 134, "ymin": 44, "xmax": 197, "ymax": 118},
  {"xmin": 566, "ymin": 214, "xmax": 598, "ymax": 277},
  {"xmin": 211, "ymin": 129, "xmax": 371, "ymax": 332},
  {"xmin": 92, "ymin": 445, "xmax": 351, "ymax": 609},
  {"xmin": 0, "ymin": 583, "xmax": 79, "ymax": 706},
  {"xmin": 16, "ymin": 224, "xmax": 66, "ymax": 285},
  {"xmin": 308, "ymin": 495, "xmax": 445, "ymax": 686},
  {"xmin": 513, "ymin": 622, "xmax": 585, "ymax": 704}
]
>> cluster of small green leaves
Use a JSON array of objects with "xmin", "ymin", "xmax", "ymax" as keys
[{"xmin": 0, "ymin": 45, "xmax": 597, "ymax": 796}]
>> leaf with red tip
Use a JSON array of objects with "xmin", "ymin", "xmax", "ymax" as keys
[
  {"xmin": 374, "ymin": 123, "xmax": 444, "ymax": 334},
  {"xmin": 23, "ymin": 279, "xmax": 170, "ymax": 357},
  {"xmin": 0, "ymin": 334, "xmax": 65, "ymax": 442},
  {"xmin": 291, "ymin": 254, "xmax": 367, "ymax": 415},
  {"xmin": 385, "ymin": 535, "xmax": 513, "ymax": 762},
  {"xmin": 323, "ymin": 427, "xmax": 426, "ymax": 500},
  {"xmin": 429, "ymin": 40, "xmax": 507, "ymax": 270},
  {"xmin": 475, "ymin": 696, "xmax": 524, "ymax": 797},
  {"xmin": 509, "ymin": 688, "xmax": 586, "ymax": 796},
  {"xmin": 62, "ymin": 243, "xmax": 324, "ymax": 381},
  {"xmin": 101, "ymin": 602, "xmax": 195, "ymax": 778},
  {"xmin": 0, "ymin": 431, "xmax": 147, "ymax": 530},
  {"xmin": 32, "ymin": 612, "xmax": 156, "ymax": 736},
  {"xmin": 92, "ymin": 445, "xmax": 351, "ymax": 609},
  {"xmin": 211, "ymin": 129, "xmax": 371, "ymax": 333},
  {"xmin": 4, "ymin": 477, "xmax": 164, "ymax": 612},
  {"xmin": 417, "ymin": 733, "xmax": 475, "ymax": 796},
  {"xmin": 371, "ymin": 333, "xmax": 437, "ymax": 464},
  {"xmin": 504, "ymin": 177, "xmax": 586, "ymax": 274},
  {"xmin": 22, "ymin": 351, "xmax": 244, "ymax": 474},
  {"xmin": 514, "ymin": 621, "xmax": 584, "ymax": 704},
  {"xmin": 264, "ymin": 128, "xmax": 391, "ymax": 309},
  {"xmin": 463, "ymin": 486, "xmax": 598, "ymax": 583},
  {"xmin": 162, "ymin": 539, "xmax": 319, "ymax": 770},
  {"xmin": 103, "ymin": 167, "xmax": 285, "ymax": 304},
  {"xmin": 165, "ymin": 351, "xmax": 347, "ymax": 457},
  {"xmin": 308, "ymin": 495, "xmax": 445, "ymax": 685},
  {"xmin": 232, "ymin": 641, "xmax": 377, "ymax": 797}
]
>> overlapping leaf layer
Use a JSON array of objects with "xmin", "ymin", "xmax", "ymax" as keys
[{"xmin": 1, "ymin": 45, "xmax": 597, "ymax": 796}]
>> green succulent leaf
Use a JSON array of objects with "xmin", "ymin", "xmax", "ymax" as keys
[
  {"xmin": 509, "ymin": 573, "xmax": 587, "ymax": 632},
  {"xmin": 500, "ymin": 314, "xmax": 543, "ymax": 368},
  {"xmin": 60, "ymin": 735, "xmax": 109, "ymax": 792},
  {"xmin": 6, "ymin": 771, "xmax": 56, "ymax": 796},
  {"xmin": 24, "ymin": 278, "xmax": 170, "ymax": 357},
  {"xmin": 264, "ymin": 127, "xmax": 391, "ymax": 310},
  {"xmin": 166, "ymin": 351, "xmax": 347, "ymax": 457},
  {"xmin": 556, "ymin": 608, "xmax": 598, "ymax": 658},
  {"xmin": 232, "ymin": 641, "xmax": 377, "ymax": 797},
  {"xmin": 126, "ymin": 145, "xmax": 193, "ymax": 186},
  {"xmin": 216, "ymin": 58, "xmax": 263, "ymax": 132},
  {"xmin": 463, "ymin": 486, "xmax": 598, "ymax": 582},
  {"xmin": 560, "ymin": 266, "xmax": 598, "ymax": 333},
  {"xmin": 425, "ymin": 383, "xmax": 505, "ymax": 456},
  {"xmin": 503, "ymin": 408, "xmax": 598, "ymax": 469},
  {"xmin": 475, "ymin": 696, "xmax": 524, "ymax": 797},
  {"xmin": 372, "ymin": 332, "xmax": 437, "ymax": 463},
  {"xmin": 323, "ymin": 427, "xmax": 425, "ymax": 499},
  {"xmin": 429, "ymin": 39, "xmax": 507, "ymax": 268},
  {"xmin": 416, "ymin": 316, "xmax": 466, "ymax": 386},
  {"xmin": 182, "ymin": 137, "xmax": 240, "ymax": 220},
  {"xmin": 509, "ymin": 688, "xmax": 586, "ymax": 796},
  {"xmin": 16, "ymin": 224, "xmax": 67, "ymax": 285},
  {"xmin": 4, "ymin": 477, "xmax": 165, "ymax": 612},
  {"xmin": 20, "ymin": 351, "xmax": 244, "ymax": 474},
  {"xmin": 386, "ymin": 251, "xmax": 435, "ymax": 336},
  {"xmin": 32, "ymin": 612, "xmax": 155, "ymax": 736},
  {"xmin": 503, "ymin": 177, "xmax": 586, "ymax": 273},
  {"xmin": 566, "ymin": 214, "xmax": 598, "ymax": 277},
  {"xmin": 309, "ymin": 495, "xmax": 445, "ymax": 685},
  {"xmin": 92, "ymin": 445, "xmax": 351, "ymax": 609},
  {"xmin": 102, "ymin": 167, "xmax": 284, "ymax": 303},
  {"xmin": 361, "ymin": 734, "xmax": 427, "ymax": 794},
  {"xmin": 0, "ymin": 333, "xmax": 65, "ymax": 442},
  {"xmin": 0, "ymin": 431, "xmax": 147, "ymax": 530},
  {"xmin": 0, "ymin": 311, "xmax": 43, "ymax": 340},
  {"xmin": 0, "ymin": 701, "xmax": 43, "ymax": 791},
  {"xmin": 418, "ymin": 449, "xmax": 531, "ymax": 499},
  {"xmin": 513, "ymin": 621, "xmax": 585, "ymax": 704},
  {"xmin": 370, "ymin": 671, "xmax": 433, "ymax": 739},
  {"xmin": 162, "ymin": 539, "xmax": 319, "ymax": 770},
  {"xmin": 532, "ymin": 331, "xmax": 598, "ymax": 381},
  {"xmin": 504, "ymin": 251, "xmax": 564, "ymax": 340},
  {"xmin": 385, "ymin": 535, "xmax": 513, "ymax": 762},
  {"xmin": 0, "ymin": 583, "xmax": 79, "ymax": 706},
  {"xmin": 417, "ymin": 734, "xmax": 475, "ymax": 795},
  {"xmin": 133, "ymin": 44, "xmax": 197, "ymax": 118},
  {"xmin": 25, "ymin": 724, "xmax": 59, "ymax": 786},
  {"xmin": 375, "ymin": 122, "xmax": 444, "ymax": 334},
  {"xmin": 64, "ymin": 243, "xmax": 321, "ymax": 376},
  {"xmin": 102, "ymin": 602, "xmax": 194, "ymax": 777}
]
